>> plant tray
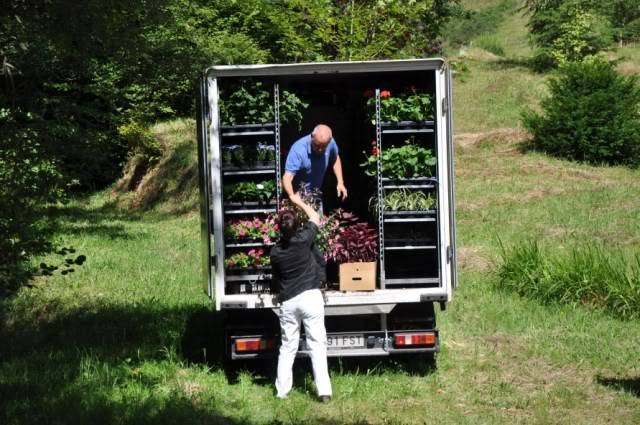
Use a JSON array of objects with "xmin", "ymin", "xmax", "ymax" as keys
[
  {"xmin": 384, "ymin": 238, "xmax": 436, "ymax": 247},
  {"xmin": 383, "ymin": 210, "xmax": 436, "ymax": 218},
  {"xmin": 221, "ymin": 123, "xmax": 275, "ymax": 136},
  {"xmin": 382, "ymin": 177, "xmax": 437, "ymax": 185},
  {"xmin": 225, "ymin": 266, "xmax": 271, "ymax": 276},
  {"xmin": 225, "ymin": 281, "xmax": 272, "ymax": 295},
  {"xmin": 224, "ymin": 200, "xmax": 276, "ymax": 208},
  {"xmin": 222, "ymin": 161, "xmax": 276, "ymax": 171},
  {"xmin": 225, "ymin": 239, "xmax": 274, "ymax": 247},
  {"xmin": 380, "ymin": 120, "xmax": 435, "ymax": 128}
]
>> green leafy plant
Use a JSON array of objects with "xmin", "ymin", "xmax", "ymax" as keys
[
  {"xmin": 224, "ymin": 180, "xmax": 276, "ymax": 203},
  {"xmin": 220, "ymin": 82, "xmax": 308, "ymax": 129},
  {"xmin": 382, "ymin": 189, "xmax": 436, "ymax": 212},
  {"xmin": 118, "ymin": 121, "xmax": 162, "ymax": 163},
  {"xmin": 522, "ymin": 57, "xmax": 640, "ymax": 167},
  {"xmin": 256, "ymin": 143, "xmax": 276, "ymax": 162},
  {"xmin": 361, "ymin": 140, "xmax": 436, "ymax": 178},
  {"xmin": 365, "ymin": 89, "xmax": 433, "ymax": 123}
]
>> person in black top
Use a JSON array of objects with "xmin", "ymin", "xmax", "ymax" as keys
[{"xmin": 270, "ymin": 193, "xmax": 332, "ymax": 402}]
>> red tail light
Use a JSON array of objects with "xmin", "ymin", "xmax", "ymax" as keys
[
  {"xmin": 394, "ymin": 332, "xmax": 436, "ymax": 347},
  {"xmin": 235, "ymin": 337, "xmax": 275, "ymax": 352}
]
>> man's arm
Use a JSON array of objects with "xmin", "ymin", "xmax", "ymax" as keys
[
  {"xmin": 282, "ymin": 171, "xmax": 296, "ymax": 198},
  {"xmin": 333, "ymin": 155, "xmax": 347, "ymax": 201}
]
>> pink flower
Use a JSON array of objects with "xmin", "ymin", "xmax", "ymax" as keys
[{"xmin": 238, "ymin": 229, "xmax": 246, "ymax": 237}]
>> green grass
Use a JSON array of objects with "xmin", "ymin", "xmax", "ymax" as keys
[
  {"xmin": 452, "ymin": 59, "xmax": 548, "ymax": 132},
  {"xmin": 497, "ymin": 241, "xmax": 640, "ymax": 319},
  {"xmin": 1, "ymin": 120, "xmax": 639, "ymax": 424}
]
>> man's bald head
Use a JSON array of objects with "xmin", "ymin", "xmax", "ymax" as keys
[{"xmin": 310, "ymin": 124, "xmax": 332, "ymax": 155}]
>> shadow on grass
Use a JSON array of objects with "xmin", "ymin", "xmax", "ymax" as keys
[
  {"xmin": 597, "ymin": 375, "xmax": 640, "ymax": 398},
  {"xmin": 0, "ymin": 302, "xmax": 250, "ymax": 425}
]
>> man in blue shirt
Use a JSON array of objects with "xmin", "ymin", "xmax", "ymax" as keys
[{"xmin": 283, "ymin": 124, "xmax": 348, "ymax": 204}]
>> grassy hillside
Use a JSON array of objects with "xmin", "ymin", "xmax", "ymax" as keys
[
  {"xmin": 1, "ymin": 119, "xmax": 639, "ymax": 424},
  {"xmin": 2, "ymin": 3, "xmax": 640, "ymax": 423}
]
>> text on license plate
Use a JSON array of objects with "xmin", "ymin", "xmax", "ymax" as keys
[{"xmin": 327, "ymin": 334, "xmax": 364, "ymax": 349}]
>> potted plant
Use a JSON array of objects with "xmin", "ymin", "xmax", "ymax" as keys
[
  {"xmin": 225, "ymin": 216, "xmax": 279, "ymax": 244},
  {"xmin": 364, "ymin": 87, "xmax": 433, "ymax": 125},
  {"xmin": 220, "ymin": 81, "xmax": 308, "ymax": 130},
  {"xmin": 223, "ymin": 180, "xmax": 276, "ymax": 206},
  {"xmin": 360, "ymin": 139, "xmax": 436, "ymax": 180},
  {"xmin": 255, "ymin": 143, "xmax": 276, "ymax": 167},
  {"xmin": 327, "ymin": 221, "xmax": 378, "ymax": 291},
  {"xmin": 225, "ymin": 249, "xmax": 271, "ymax": 275}
]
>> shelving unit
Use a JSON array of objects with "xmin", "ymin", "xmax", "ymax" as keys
[
  {"xmin": 373, "ymin": 90, "xmax": 440, "ymax": 289},
  {"xmin": 220, "ymin": 86, "xmax": 282, "ymax": 295}
]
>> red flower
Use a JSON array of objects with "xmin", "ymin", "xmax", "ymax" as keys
[
  {"xmin": 380, "ymin": 90, "xmax": 391, "ymax": 98},
  {"xmin": 371, "ymin": 147, "xmax": 379, "ymax": 156},
  {"xmin": 363, "ymin": 89, "xmax": 374, "ymax": 98}
]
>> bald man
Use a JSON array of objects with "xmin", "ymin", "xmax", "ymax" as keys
[{"xmin": 283, "ymin": 124, "xmax": 348, "ymax": 206}]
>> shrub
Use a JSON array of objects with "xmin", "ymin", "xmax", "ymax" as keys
[
  {"xmin": 497, "ymin": 241, "xmax": 640, "ymax": 320},
  {"xmin": 524, "ymin": 0, "xmax": 614, "ymax": 70},
  {"xmin": 0, "ymin": 108, "xmax": 65, "ymax": 292},
  {"xmin": 118, "ymin": 121, "xmax": 162, "ymax": 164},
  {"xmin": 522, "ymin": 58, "xmax": 640, "ymax": 167}
]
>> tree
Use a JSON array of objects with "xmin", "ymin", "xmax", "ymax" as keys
[{"xmin": 522, "ymin": 57, "xmax": 640, "ymax": 167}]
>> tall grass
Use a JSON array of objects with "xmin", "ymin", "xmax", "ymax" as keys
[{"xmin": 497, "ymin": 241, "xmax": 640, "ymax": 319}]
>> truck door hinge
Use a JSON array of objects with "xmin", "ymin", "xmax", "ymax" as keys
[
  {"xmin": 211, "ymin": 255, "xmax": 217, "ymax": 266},
  {"xmin": 442, "ymin": 97, "xmax": 448, "ymax": 115},
  {"xmin": 446, "ymin": 246, "xmax": 452, "ymax": 264}
]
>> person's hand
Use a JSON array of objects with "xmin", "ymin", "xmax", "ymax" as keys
[
  {"xmin": 288, "ymin": 192, "xmax": 303, "ymax": 207},
  {"xmin": 337, "ymin": 183, "xmax": 348, "ymax": 201}
]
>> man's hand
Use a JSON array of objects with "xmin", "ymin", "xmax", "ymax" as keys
[{"xmin": 337, "ymin": 183, "xmax": 348, "ymax": 201}]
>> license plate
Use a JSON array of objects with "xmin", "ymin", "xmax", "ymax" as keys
[{"xmin": 327, "ymin": 334, "xmax": 364, "ymax": 349}]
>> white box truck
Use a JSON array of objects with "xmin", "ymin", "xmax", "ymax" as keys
[{"xmin": 197, "ymin": 59, "xmax": 456, "ymax": 360}]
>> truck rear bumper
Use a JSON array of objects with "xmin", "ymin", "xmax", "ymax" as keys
[{"xmin": 230, "ymin": 329, "xmax": 439, "ymax": 360}]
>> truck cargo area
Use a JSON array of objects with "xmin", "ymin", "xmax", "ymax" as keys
[{"xmin": 197, "ymin": 59, "xmax": 456, "ymax": 359}]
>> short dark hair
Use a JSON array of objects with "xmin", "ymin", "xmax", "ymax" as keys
[{"xmin": 276, "ymin": 209, "xmax": 298, "ymax": 241}]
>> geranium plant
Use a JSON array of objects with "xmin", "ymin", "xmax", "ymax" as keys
[
  {"xmin": 220, "ymin": 81, "xmax": 308, "ymax": 129},
  {"xmin": 361, "ymin": 139, "xmax": 436, "ymax": 178},
  {"xmin": 225, "ymin": 249, "xmax": 270, "ymax": 269},
  {"xmin": 225, "ymin": 216, "xmax": 279, "ymax": 244},
  {"xmin": 364, "ymin": 88, "xmax": 433, "ymax": 123}
]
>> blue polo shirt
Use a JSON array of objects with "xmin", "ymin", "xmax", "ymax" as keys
[{"xmin": 284, "ymin": 134, "xmax": 339, "ymax": 192}]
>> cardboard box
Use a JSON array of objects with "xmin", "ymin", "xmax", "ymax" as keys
[{"xmin": 339, "ymin": 262, "xmax": 376, "ymax": 291}]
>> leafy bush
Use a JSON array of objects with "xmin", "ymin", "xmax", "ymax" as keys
[
  {"xmin": 0, "ymin": 108, "xmax": 65, "ymax": 292},
  {"xmin": 118, "ymin": 121, "xmax": 162, "ymax": 164},
  {"xmin": 444, "ymin": 0, "xmax": 516, "ymax": 48},
  {"xmin": 524, "ymin": 0, "xmax": 614, "ymax": 69},
  {"xmin": 497, "ymin": 241, "xmax": 640, "ymax": 320},
  {"xmin": 522, "ymin": 58, "xmax": 640, "ymax": 167}
]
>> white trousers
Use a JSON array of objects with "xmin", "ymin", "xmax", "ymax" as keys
[{"xmin": 276, "ymin": 289, "xmax": 332, "ymax": 398}]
